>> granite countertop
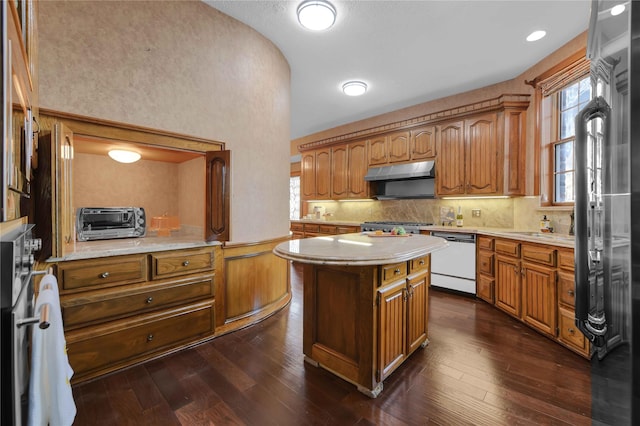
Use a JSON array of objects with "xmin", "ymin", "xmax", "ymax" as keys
[
  {"xmin": 48, "ymin": 231, "xmax": 221, "ymax": 262},
  {"xmin": 274, "ymin": 233, "xmax": 448, "ymax": 266}
]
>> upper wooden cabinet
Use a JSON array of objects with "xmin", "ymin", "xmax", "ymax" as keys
[
  {"xmin": 388, "ymin": 131, "xmax": 410, "ymax": 163},
  {"xmin": 435, "ymin": 121, "xmax": 465, "ymax": 196},
  {"xmin": 331, "ymin": 145, "xmax": 348, "ymax": 198},
  {"xmin": 347, "ymin": 140, "xmax": 370, "ymax": 198},
  {"xmin": 315, "ymin": 148, "xmax": 331, "ymax": 200},
  {"xmin": 410, "ymin": 125, "xmax": 436, "ymax": 160},
  {"xmin": 367, "ymin": 135, "xmax": 388, "ymax": 166},
  {"xmin": 301, "ymin": 152, "xmax": 316, "ymax": 199}
]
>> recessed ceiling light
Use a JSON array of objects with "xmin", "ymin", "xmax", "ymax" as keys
[
  {"xmin": 526, "ymin": 30, "xmax": 547, "ymax": 42},
  {"xmin": 342, "ymin": 81, "xmax": 368, "ymax": 96},
  {"xmin": 297, "ymin": 0, "xmax": 336, "ymax": 31},
  {"xmin": 611, "ymin": 4, "xmax": 625, "ymax": 16},
  {"xmin": 108, "ymin": 149, "xmax": 141, "ymax": 163}
]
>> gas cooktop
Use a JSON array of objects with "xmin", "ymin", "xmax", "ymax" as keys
[{"xmin": 360, "ymin": 221, "xmax": 434, "ymax": 234}]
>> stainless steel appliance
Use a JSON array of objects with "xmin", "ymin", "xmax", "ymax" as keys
[
  {"xmin": 76, "ymin": 206, "xmax": 146, "ymax": 241},
  {"xmin": 363, "ymin": 161, "xmax": 436, "ymax": 200},
  {"xmin": 360, "ymin": 221, "xmax": 433, "ymax": 234},
  {"xmin": 1, "ymin": 223, "xmax": 42, "ymax": 425},
  {"xmin": 429, "ymin": 231, "xmax": 476, "ymax": 295},
  {"xmin": 574, "ymin": 1, "xmax": 638, "ymax": 423}
]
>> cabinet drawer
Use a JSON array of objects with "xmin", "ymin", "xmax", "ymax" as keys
[
  {"xmin": 409, "ymin": 255, "xmax": 429, "ymax": 274},
  {"xmin": 290, "ymin": 222, "xmax": 304, "ymax": 232},
  {"xmin": 522, "ymin": 244, "xmax": 556, "ymax": 267},
  {"xmin": 558, "ymin": 249, "xmax": 574, "ymax": 271},
  {"xmin": 336, "ymin": 226, "xmax": 358, "ymax": 234},
  {"xmin": 151, "ymin": 248, "xmax": 214, "ymax": 280},
  {"xmin": 58, "ymin": 254, "xmax": 148, "ymax": 292},
  {"xmin": 477, "ymin": 275, "xmax": 494, "ymax": 304},
  {"xmin": 319, "ymin": 225, "xmax": 336, "ymax": 234},
  {"xmin": 495, "ymin": 239, "xmax": 520, "ymax": 257},
  {"xmin": 557, "ymin": 270, "xmax": 576, "ymax": 308},
  {"xmin": 304, "ymin": 224, "xmax": 320, "ymax": 233},
  {"xmin": 62, "ymin": 274, "xmax": 215, "ymax": 328},
  {"xmin": 558, "ymin": 307, "xmax": 588, "ymax": 355},
  {"xmin": 381, "ymin": 262, "xmax": 408, "ymax": 285},
  {"xmin": 67, "ymin": 301, "xmax": 215, "ymax": 380},
  {"xmin": 477, "ymin": 251, "xmax": 494, "ymax": 276},
  {"xmin": 477, "ymin": 236, "xmax": 494, "ymax": 251}
]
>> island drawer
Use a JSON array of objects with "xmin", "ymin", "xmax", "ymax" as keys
[
  {"xmin": 62, "ymin": 274, "xmax": 215, "ymax": 329},
  {"xmin": 151, "ymin": 247, "xmax": 214, "ymax": 280},
  {"xmin": 495, "ymin": 239, "xmax": 520, "ymax": 257},
  {"xmin": 67, "ymin": 301, "xmax": 215, "ymax": 382},
  {"xmin": 58, "ymin": 254, "xmax": 148, "ymax": 292},
  {"xmin": 381, "ymin": 262, "xmax": 408, "ymax": 285},
  {"xmin": 522, "ymin": 244, "xmax": 556, "ymax": 267},
  {"xmin": 409, "ymin": 256, "xmax": 429, "ymax": 274}
]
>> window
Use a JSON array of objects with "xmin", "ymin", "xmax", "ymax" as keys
[
  {"xmin": 552, "ymin": 76, "xmax": 591, "ymax": 203},
  {"xmin": 290, "ymin": 175, "xmax": 300, "ymax": 220},
  {"xmin": 531, "ymin": 51, "xmax": 590, "ymax": 206}
]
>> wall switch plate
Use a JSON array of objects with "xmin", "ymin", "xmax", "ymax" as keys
[{"xmin": 472, "ymin": 209, "xmax": 481, "ymax": 217}]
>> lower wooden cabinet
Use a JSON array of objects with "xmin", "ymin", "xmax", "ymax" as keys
[
  {"xmin": 521, "ymin": 260, "xmax": 556, "ymax": 337},
  {"xmin": 290, "ymin": 222, "xmax": 359, "ymax": 238},
  {"xmin": 58, "ymin": 246, "xmax": 218, "ymax": 383},
  {"xmin": 495, "ymin": 253, "xmax": 521, "ymax": 317}
]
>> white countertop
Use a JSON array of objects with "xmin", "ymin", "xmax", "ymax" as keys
[
  {"xmin": 273, "ymin": 232, "xmax": 448, "ymax": 266},
  {"xmin": 48, "ymin": 233, "xmax": 221, "ymax": 262}
]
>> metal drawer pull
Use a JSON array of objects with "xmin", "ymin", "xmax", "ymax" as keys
[
  {"xmin": 394, "ymin": 268, "xmax": 401, "ymax": 274},
  {"xmin": 147, "ymin": 334, "xmax": 154, "ymax": 342},
  {"xmin": 100, "ymin": 272, "xmax": 110, "ymax": 279},
  {"xmin": 146, "ymin": 297, "xmax": 153, "ymax": 304},
  {"xmin": 568, "ymin": 290, "xmax": 574, "ymax": 296},
  {"xmin": 419, "ymin": 260, "xmax": 425, "ymax": 265},
  {"xmin": 182, "ymin": 260, "xmax": 190, "ymax": 267}
]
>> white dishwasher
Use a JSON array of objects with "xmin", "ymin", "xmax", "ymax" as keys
[{"xmin": 430, "ymin": 231, "xmax": 476, "ymax": 294}]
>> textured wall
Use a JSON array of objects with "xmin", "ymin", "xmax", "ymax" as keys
[{"xmin": 38, "ymin": 1, "xmax": 291, "ymax": 243}]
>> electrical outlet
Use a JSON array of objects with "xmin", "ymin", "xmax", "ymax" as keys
[{"xmin": 472, "ymin": 209, "xmax": 481, "ymax": 218}]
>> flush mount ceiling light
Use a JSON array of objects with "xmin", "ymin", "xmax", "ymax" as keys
[
  {"xmin": 108, "ymin": 149, "xmax": 141, "ymax": 163},
  {"xmin": 342, "ymin": 81, "xmax": 368, "ymax": 96},
  {"xmin": 526, "ymin": 30, "xmax": 547, "ymax": 42},
  {"xmin": 611, "ymin": 4, "xmax": 625, "ymax": 15},
  {"xmin": 297, "ymin": 0, "xmax": 336, "ymax": 31}
]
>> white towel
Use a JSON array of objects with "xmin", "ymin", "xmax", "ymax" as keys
[{"xmin": 28, "ymin": 274, "xmax": 77, "ymax": 426}]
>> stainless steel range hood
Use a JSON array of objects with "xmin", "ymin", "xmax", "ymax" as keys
[
  {"xmin": 364, "ymin": 160, "xmax": 435, "ymax": 181},
  {"xmin": 364, "ymin": 160, "xmax": 436, "ymax": 200}
]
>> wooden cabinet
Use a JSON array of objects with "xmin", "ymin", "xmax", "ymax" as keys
[
  {"xmin": 495, "ymin": 253, "xmax": 521, "ymax": 317},
  {"xmin": 315, "ymin": 148, "xmax": 331, "ymax": 199},
  {"xmin": 347, "ymin": 141, "xmax": 370, "ymax": 198},
  {"xmin": 521, "ymin": 258, "xmax": 556, "ymax": 336},
  {"xmin": 476, "ymin": 236, "xmax": 495, "ymax": 303},
  {"xmin": 410, "ymin": 125, "xmax": 436, "ymax": 160},
  {"xmin": 556, "ymin": 248, "xmax": 589, "ymax": 357},
  {"xmin": 290, "ymin": 222, "xmax": 359, "ymax": 238},
  {"xmin": 331, "ymin": 145, "xmax": 348, "ymax": 198},
  {"xmin": 388, "ymin": 131, "xmax": 410, "ymax": 163},
  {"xmin": 303, "ymin": 255, "xmax": 430, "ymax": 397},
  {"xmin": 435, "ymin": 120, "xmax": 465, "ymax": 196},
  {"xmin": 60, "ymin": 246, "xmax": 218, "ymax": 383},
  {"xmin": 301, "ymin": 152, "xmax": 316, "ymax": 199},
  {"xmin": 466, "ymin": 113, "xmax": 499, "ymax": 194},
  {"xmin": 368, "ymin": 135, "xmax": 388, "ymax": 166}
]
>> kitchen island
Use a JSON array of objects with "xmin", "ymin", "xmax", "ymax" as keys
[{"xmin": 274, "ymin": 233, "xmax": 447, "ymax": 397}]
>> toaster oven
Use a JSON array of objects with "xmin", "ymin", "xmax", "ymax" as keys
[{"xmin": 76, "ymin": 207, "xmax": 146, "ymax": 241}]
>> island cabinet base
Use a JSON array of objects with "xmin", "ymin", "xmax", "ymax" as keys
[{"xmin": 302, "ymin": 256, "xmax": 430, "ymax": 397}]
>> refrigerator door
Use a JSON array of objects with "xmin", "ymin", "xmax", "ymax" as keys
[{"xmin": 575, "ymin": 1, "xmax": 637, "ymax": 424}]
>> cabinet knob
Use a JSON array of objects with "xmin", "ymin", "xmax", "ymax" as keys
[
  {"xmin": 182, "ymin": 260, "xmax": 190, "ymax": 267},
  {"xmin": 147, "ymin": 334, "xmax": 154, "ymax": 342},
  {"xmin": 568, "ymin": 290, "xmax": 575, "ymax": 296},
  {"xmin": 100, "ymin": 272, "xmax": 110, "ymax": 279},
  {"xmin": 146, "ymin": 297, "xmax": 154, "ymax": 304},
  {"xmin": 568, "ymin": 328, "xmax": 575, "ymax": 334},
  {"xmin": 394, "ymin": 268, "xmax": 401, "ymax": 274},
  {"xmin": 419, "ymin": 260, "xmax": 425, "ymax": 265}
]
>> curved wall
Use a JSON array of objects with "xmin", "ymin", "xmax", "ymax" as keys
[{"xmin": 38, "ymin": 0, "xmax": 291, "ymax": 244}]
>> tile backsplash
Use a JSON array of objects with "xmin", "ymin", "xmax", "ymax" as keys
[{"xmin": 308, "ymin": 196, "xmax": 575, "ymax": 234}]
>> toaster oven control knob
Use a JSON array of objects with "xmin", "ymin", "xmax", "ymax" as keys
[
  {"xmin": 21, "ymin": 254, "xmax": 35, "ymax": 269},
  {"xmin": 138, "ymin": 218, "xmax": 144, "ymax": 224}
]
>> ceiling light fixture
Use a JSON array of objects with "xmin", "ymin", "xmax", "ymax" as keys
[
  {"xmin": 342, "ymin": 81, "xmax": 368, "ymax": 96},
  {"xmin": 526, "ymin": 30, "xmax": 547, "ymax": 42},
  {"xmin": 108, "ymin": 149, "xmax": 141, "ymax": 163},
  {"xmin": 611, "ymin": 4, "xmax": 625, "ymax": 16},
  {"xmin": 297, "ymin": 0, "xmax": 336, "ymax": 31}
]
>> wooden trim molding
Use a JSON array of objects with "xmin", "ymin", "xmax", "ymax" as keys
[{"xmin": 298, "ymin": 94, "xmax": 530, "ymax": 151}]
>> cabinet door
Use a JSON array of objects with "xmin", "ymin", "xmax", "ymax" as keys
[
  {"xmin": 503, "ymin": 108, "xmax": 527, "ymax": 196},
  {"xmin": 331, "ymin": 145, "xmax": 348, "ymax": 198},
  {"xmin": 477, "ymin": 274, "xmax": 495, "ymax": 304},
  {"xmin": 465, "ymin": 113, "xmax": 499, "ymax": 194},
  {"xmin": 495, "ymin": 255, "xmax": 521, "ymax": 317},
  {"xmin": 377, "ymin": 280, "xmax": 406, "ymax": 381},
  {"xmin": 347, "ymin": 141, "xmax": 369, "ymax": 198},
  {"xmin": 206, "ymin": 150, "xmax": 230, "ymax": 242},
  {"xmin": 521, "ymin": 261, "xmax": 557, "ymax": 336},
  {"xmin": 387, "ymin": 131, "xmax": 410, "ymax": 163},
  {"xmin": 315, "ymin": 149, "xmax": 331, "ymax": 199},
  {"xmin": 301, "ymin": 152, "xmax": 316, "ymax": 199},
  {"xmin": 368, "ymin": 136, "xmax": 387, "ymax": 166},
  {"xmin": 435, "ymin": 121, "xmax": 465, "ymax": 195},
  {"xmin": 406, "ymin": 272, "xmax": 428, "ymax": 354},
  {"xmin": 410, "ymin": 125, "xmax": 436, "ymax": 160}
]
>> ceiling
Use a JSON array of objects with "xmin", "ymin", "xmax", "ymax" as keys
[{"xmin": 205, "ymin": 1, "xmax": 592, "ymax": 140}]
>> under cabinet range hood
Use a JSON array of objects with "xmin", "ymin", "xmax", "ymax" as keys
[{"xmin": 364, "ymin": 160, "xmax": 436, "ymax": 200}]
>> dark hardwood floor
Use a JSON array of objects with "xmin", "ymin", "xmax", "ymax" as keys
[{"xmin": 72, "ymin": 264, "xmax": 591, "ymax": 425}]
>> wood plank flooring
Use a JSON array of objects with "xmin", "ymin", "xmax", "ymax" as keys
[{"xmin": 72, "ymin": 263, "xmax": 591, "ymax": 425}]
